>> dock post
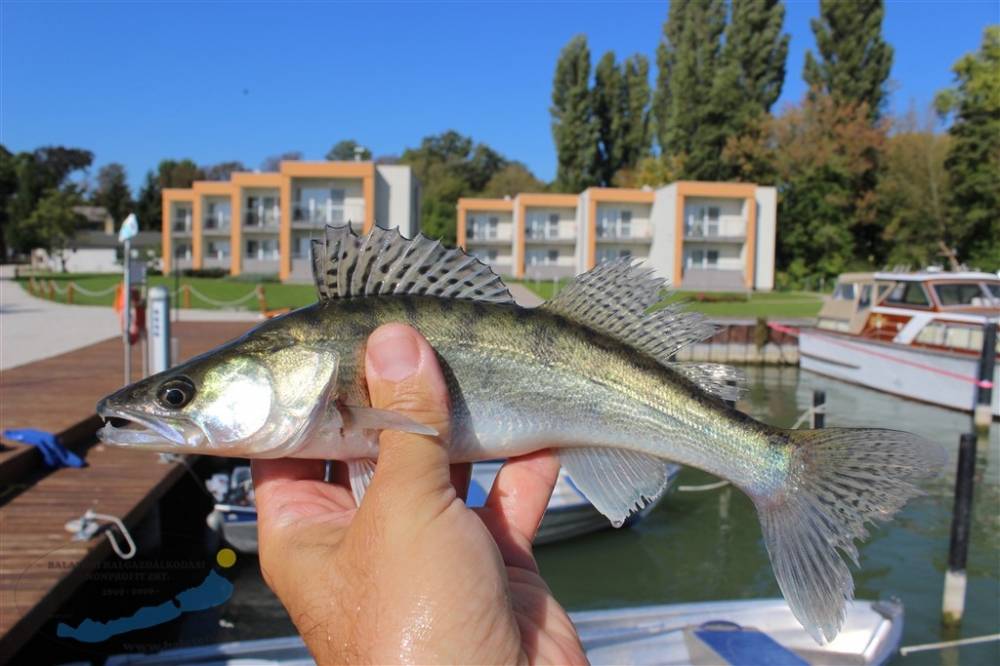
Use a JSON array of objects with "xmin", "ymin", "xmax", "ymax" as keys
[
  {"xmin": 811, "ymin": 390, "xmax": 826, "ymax": 429},
  {"xmin": 973, "ymin": 321, "xmax": 996, "ymax": 431},
  {"xmin": 942, "ymin": 432, "xmax": 978, "ymax": 627},
  {"xmin": 148, "ymin": 285, "xmax": 171, "ymax": 373}
]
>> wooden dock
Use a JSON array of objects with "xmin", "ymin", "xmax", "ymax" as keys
[{"xmin": 0, "ymin": 321, "xmax": 254, "ymax": 661}]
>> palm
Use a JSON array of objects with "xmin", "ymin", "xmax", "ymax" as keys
[{"xmin": 253, "ymin": 453, "xmax": 587, "ymax": 665}]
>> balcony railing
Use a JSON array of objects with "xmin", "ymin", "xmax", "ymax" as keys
[
  {"xmin": 245, "ymin": 208, "xmax": 280, "ymax": 229},
  {"xmin": 596, "ymin": 227, "xmax": 652, "ymax": 240},
  {"xmin": 684, "ymin": 222, "xmax": 746, "ymax": 240},
  {"xmin": 203, "ymin": 214, "xmax": 231, "ymax": 231},
  {"xmin": 293, "ymin": 202, "xmax": 366, "ymax": 226}
]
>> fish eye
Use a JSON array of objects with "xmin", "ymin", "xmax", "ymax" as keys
[{"xmin": 157, "ymin": 377, "xmax": 196, "ymax": 410}]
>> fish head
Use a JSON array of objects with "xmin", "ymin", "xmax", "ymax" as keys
[{"xmin": 97, "ymin": 334, "xmax": 339, "ymax": 457}]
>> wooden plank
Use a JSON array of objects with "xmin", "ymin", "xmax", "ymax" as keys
[{"xmin": 0, "ymin": 320, "xmax": 256, "ymax": 661}]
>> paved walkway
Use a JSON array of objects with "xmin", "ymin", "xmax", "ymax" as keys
[{"xmin": 0, "ymin": 266, "xmax": 263, "ymax": 371}]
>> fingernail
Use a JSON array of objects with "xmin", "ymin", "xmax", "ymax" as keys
[{"xmin": 368, "ymin": 326, "xmax": 421, "ymax": 382}]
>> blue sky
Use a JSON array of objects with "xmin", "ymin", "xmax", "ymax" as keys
[{"xmin": 2, "ymin": 1, "xmax": 997, "ymax": 193}]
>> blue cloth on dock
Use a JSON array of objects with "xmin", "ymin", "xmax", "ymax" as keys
[{"xmin": 2, "ymin": 428, "xmax": 85, "ymax": 468}]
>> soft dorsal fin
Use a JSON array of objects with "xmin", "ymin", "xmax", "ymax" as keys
[
  {"xmin": 311, "ymin": 224, "xmax": 514, "ymax": 304},
  {"xmin": 541, "ymin": 259, "xmax": 714, "ymax": 364}
]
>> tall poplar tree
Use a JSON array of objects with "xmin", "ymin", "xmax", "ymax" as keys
[
  {"xmin": 803, "ymin": 0, "xmax": 893, "ymax": 120},
  {"xmin": 654, "ymin": 0, "xmax": 727, "ymax": 179},
  {"xmin": 551, "ymin": 35, "xmax": 598, "ymax": 192},
  {"xmin": 934, "ymin": 26, "xmax": 1000, "ymax": 270},
  {"xmin": 593, "ymin": 52, "xmax": 652, "ymax": 186}
]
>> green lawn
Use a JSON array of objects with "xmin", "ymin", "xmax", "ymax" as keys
[
  {"xmin": 515, "ymin": 278, "xmax": 822, "ymax": 319},
  {"xmin": 17, "ymin": 273, "xmax": 317, "ymax": 311},
  {"xmin": 20, "ymin": 273, "xmax": 823, "ymax": 319}
]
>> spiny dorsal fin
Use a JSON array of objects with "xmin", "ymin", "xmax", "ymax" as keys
[
  {"xmin": 311, "ymin": 224, "xmax": 514, "ymax": 304},
  {"xmin": 541, "ymin": 259, "xmax": 714, "ymax": 363}
]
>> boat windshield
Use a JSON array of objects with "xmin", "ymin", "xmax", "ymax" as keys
[
  {"xmin": 986, "ymin": 283, "xmax": 1000, "ymax": 302},
  {"xmin": 933, "ymin": 282, "xmax": 996, "ymax": 307}
]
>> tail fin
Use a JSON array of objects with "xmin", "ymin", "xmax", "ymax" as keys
[{"xmin": 755, "ymin": 428, "xmax": 944, "ymax": 644}]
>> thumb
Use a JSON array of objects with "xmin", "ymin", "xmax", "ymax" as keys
[{"xmin": 363, "ymin": 323, "xmax": 453, "ymax": 503}]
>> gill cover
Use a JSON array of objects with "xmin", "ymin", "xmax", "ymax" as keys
[{"xmin": 197, "ymin": 344, "xmax": 340, "ymax": 456}]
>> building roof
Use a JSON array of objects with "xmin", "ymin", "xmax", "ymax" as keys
[{"xmin": 68, "ymin": 230, "xmax": 160, "ymax": 249}]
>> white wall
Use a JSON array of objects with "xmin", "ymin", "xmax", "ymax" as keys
[
  {"xmin": 575, "ymin": 191, "xmax": 589, "ymax": 273},
  {"xmin": 376, "ymin": 165, "xmax": 420, "ymax": 237},
  {"xmin": 754, "ymin": 186, "xmax": 777, "ymax": 291},
  {"xmin": 649, "ymin": 184, "xmax": 678, "ymax": 283}
]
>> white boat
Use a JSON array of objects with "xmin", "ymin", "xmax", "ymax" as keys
[
  {"xmin": 209, "ymin": 461, "xmax": 681, "ymax": 554},
  {"xmin": 104, "ymin": 598, "xmax": 903, "ymax": 665},
  {"xmin": 798, "ymin": 270, "xmax": 999, "ymax": 417}
]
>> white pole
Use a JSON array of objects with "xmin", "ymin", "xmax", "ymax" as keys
[
  {"xmin": 123, "ymin": 239, "xmax": 132, "ymax": 386},
  {"xmin": 148, "ymin": 285, "xmax": 171, "ymax": 373}
]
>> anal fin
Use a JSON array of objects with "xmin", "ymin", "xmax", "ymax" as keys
[
  {"xmin": 558, "ymin": 447, "xmax": 673, "ymax": 527},
  {"xmin": 348, "ymin": 459, "xmax": 376, "ymax": 506}
]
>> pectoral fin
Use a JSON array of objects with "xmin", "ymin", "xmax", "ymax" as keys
[
  {"xmin": 347, "ymin": 459, "xmax": 376, "ymax": 506},
  {"xmin": 340, "ymin": 405, "xmax": 439, "ymax": 437},
  {"xmin": 558, "ymin": 447, "xmax": 673, "ymax": 527}
]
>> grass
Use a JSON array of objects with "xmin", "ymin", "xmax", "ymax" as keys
[
  {"xmin": 20, "ymin": 273, "xmax": 824, "ymax": 319},
  {"xmin": 515, "ymin": 278, "xmax": 822, "ymax": 319},
  {"xmin": 17, "ymin": 273, "xmax": 317, "ymax": 311}
]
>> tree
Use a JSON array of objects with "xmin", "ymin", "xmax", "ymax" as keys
[
  {"xmin": 18, "ymin": 187, "xmax": 85, "ymax": 270},
  {"xmin": 612, "ymin": 154, "xmax": 683, "ymax": 189},
  {"xmin": 326, "ymin": 140, "xmax": 372, "ymax": 161},
  {"xmin": 803, "ymin": 0, "xmax": 893, "ymax": 120},
  {"xmin": 0, "ymin": 146, "xmax": 18, "ymax": 260},
  {"xmin": 4, "ymin": 146, "xmax": 93, "ymax": 254},
  {"xmin": 727, "ymin": 94, "xmax": 887, "ymax": 286},
  {"xmin": 202, "ymin": 161, "xmax": 246, "ymax": 181},
  {"xmin": 935, "ymin": 26, "xmax": 1000, "ymax": 270},
  {"xmin": 480, "ymin": 163, "xmax": 545, "ymax": 198},
  {"xmin": 261, "ymin": 151, "xmax": 303, "ymax": 172},
  {"xmin": 653, "ymin": 0, "xmax": 727, "ymax": 179},
  {"xmin": 877, "ymin": 107, "xmax": 955, "ymax": 269},
  {"xmin": 551, "ymin": 35, "xmax": 598, "ymax": 192},
  {"xmin": 726, "ymin": 0, "xmax": 789, "ymax": 114},
  {"xmin": 400, "ymin": 131, "xmax": 514, "ymax": 242},
  {"xmin": 134, "ymin": 171, "xmax": 161, "ymax": 232},
  {"xmin": 593, "ymin": 52, "xmax": 652, "ymax": 186},
  {"xmin": 93, "ymin": 163, "xmax": 133, "ymax": 224},
  {"xmin": 158, "ymin": 159, "xmax": 202, "ymax": 188}
]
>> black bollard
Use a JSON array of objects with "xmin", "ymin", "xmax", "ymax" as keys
[
  {"xmin": 973, "ymin": 322, "xmax": 996, "ymax": 430},
  {"xmin": 811, "ymin": 390, "xmax": 826, "ymax": 429},
  {"xmin": 942, "ymin": 432, "xmax": 978, "ymax": 626}
]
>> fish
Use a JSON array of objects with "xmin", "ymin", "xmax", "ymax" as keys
[{"xmin": 96, "ymin": 224, "xmax": 942, "ymax": 644}]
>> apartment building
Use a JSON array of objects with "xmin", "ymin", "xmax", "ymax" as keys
[
  {"xmin": 161, "ymin": 161, "xmax": 420, "ymax": 281},
  {"xmin": 458, "ymin": 181, "xmax": 777, "ymax": 291}
]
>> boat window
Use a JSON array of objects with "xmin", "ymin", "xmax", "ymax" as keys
[
  {"xmin": 986, "ymin": 283, "xmax": 1000, "ymax": 303},
  {"xmin": 944, "ymin": 325, "xmax": 983, "ymax": 352},
  {"xmin": 885, "ymin": 282, "xmax": 930, "ymax": 307},
  {"xmin": 832, "ymin": 283, "xmax": 855, "ymax": 300},
  {"xmin": 858, "ymin": 285, "xmax": 873, "ymax": 308},
  {"xmin": 915, "ymin": 323, "xmax": 946, "ymax": 346},
  {"xmin": 934, "ymin": 283, "xmax": 989, "ymax": 307}
]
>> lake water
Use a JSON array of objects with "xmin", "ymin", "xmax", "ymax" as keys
[{"xmin": 20, "ymin": 367, "xmax": 999, "ymax": 664}]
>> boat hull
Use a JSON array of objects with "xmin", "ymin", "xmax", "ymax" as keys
[{"xmin": 799, "ymin": 329, "xmax": 999, "ymax": 417}]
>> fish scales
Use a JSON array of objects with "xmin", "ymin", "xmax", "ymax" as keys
[{"xmin": 96, "ymin": 225, "xmax": 942, "ymax": 645}]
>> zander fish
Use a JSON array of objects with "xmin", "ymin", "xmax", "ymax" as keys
[{"xmin": 97, "ymin": 224, "xmax": 941, "ymax": 644}]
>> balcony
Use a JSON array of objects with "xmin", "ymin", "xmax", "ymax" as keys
[
  {"xmin": 595, "ymin": 228, "xmax": 652, "ymax": 243},
  {"xmin": 292, "ymin": 202, "xmax": 366, "ymax": 227},
  {"xmin": 245, "ymin": 208, "xmax": 280, "ymax": 230},
  {"xmin": 203, "ymin": 214, "xmax": 231, "ymax": 234},
  {"xmin": 525, "ymin": 232, "xmax": 576, "ymax": 245},
  {"xmin": 466, "ymin": 231, "xmax": 511, "ymax": 246},
  {"xmin": 684, "ymin": 222, "xmax": 746, "ymax": 242},
  {"xmin": 171, "ymin": 216, "xmax": 192, "ymax": 234}
]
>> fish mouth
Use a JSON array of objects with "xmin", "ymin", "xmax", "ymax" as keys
[{"xmin": 97, "ymin": 404, "xmax": 202, "ymax": 449}]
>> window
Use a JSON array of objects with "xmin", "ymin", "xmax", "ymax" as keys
[
  {"xmin": 832, "ymin": 283, "xmax": 856, "ymax": 301},
  {"xmin": 987, "ymin": 283, "xmax": 1000, "ymax": 301},
  {"xmin": 293, "ymin": 237, "xmax": 312, "ymax": 259},
  {"xmin": 885, "ymin": 282, "xmax": 930, "ymax": 308},
  {"xmin": 706, "ymin": 250, "xmax": 719, "ymax": 267},
  {"xmin": 294, "ymin": 186, "xmax": 345, "ymax": 223},
  {"xmin": 620, "ymin": 210, "xmax": 632, "ymax": 238},
  {"xmin": 174, "ymin": 243, "xmax": 191, "ymax": 260},
  {"xmin": 468, "ymin": 214, "xmax": 501, "ymax": 240},
  {"xmin": 687, "ymin": 205, "xmax": 721, "ymax": 237},
  {"xmin": 706, "ymin": 207, "xmax": 720, "ymax": 236},
  {"xmin": 489, "ymin": 216, "xmax": 499, "ymax": 239},
  {"xmin": 527, "ymin": 212, "xmax": 555, "ymax": 239},
  {"xmin": 245, "ymin": 240, "xmax": 258, "ymax": 259},
  {"xmin": 548, "ymin": 214, "xmax": 559, "ymax": 238},
  {"xmin": 548, "ymin": 249, "xmax": 558, "ymax": 263},
  {"xmin": 471, "ymin": 248, "xmax": 498, "ymax": 263},
  {"xmin": 173, "ymin": 207, "xmax": 191, "ymax": 232},
  {"xmin": 207, "ymin": 241, "xmax": 230, "ymax": 260},
  {"xmin": 934, "ymin": 283, "xmax": 990, "ymax": 307},
  {"xmin": 859, "ymin": 285, "xmax": 873, "ymax": 309},
  {"xmin": 690, "ymin": 249, "xmax": 704, "ymax": 267}
]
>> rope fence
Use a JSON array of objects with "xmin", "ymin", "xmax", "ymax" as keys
[{"xmin": 23, "ymin": 277, "xmax": 269, "ymax": 312}]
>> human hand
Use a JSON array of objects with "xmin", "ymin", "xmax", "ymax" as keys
[{"xmin": 253, "ymin": 323, "xmax": 587, "ymax": 665}]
